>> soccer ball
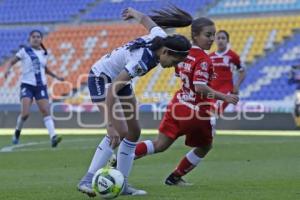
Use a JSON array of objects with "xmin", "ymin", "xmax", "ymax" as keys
[{"xmin": 92, "ymin": 168, "xmax": 125, "ymax": 199}]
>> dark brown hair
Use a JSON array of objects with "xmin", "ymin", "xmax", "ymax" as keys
[
  {"xmin": 150, "ymin": 6, "xmax": 215, "ymax": 43},
  {"xmin": 29, "ymin": 30, "xmax": 48, "ymax": 55},
  {"xmin": 217, "ymin": 30, "xmax": 230, "ymax": 42}
]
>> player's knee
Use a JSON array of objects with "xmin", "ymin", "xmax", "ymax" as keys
[
  {"xmin": 153, "ymin": 141, "xmax": 168, "ymax": 153},
  {"xmin": 40, "ymin": 108, "xmax": 50, "ymax": 116}
]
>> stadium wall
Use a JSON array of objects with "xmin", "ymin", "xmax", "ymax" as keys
[{"xmin": 0, "ymin": 111, "xmax": 298, "ymax": 130}]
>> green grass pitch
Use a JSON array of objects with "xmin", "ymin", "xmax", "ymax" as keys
[{"xmin": 0, "ymin": 130, "xmax": 299, "ymax": 200}]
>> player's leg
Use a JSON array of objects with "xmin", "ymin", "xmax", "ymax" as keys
[
  {"xmin": 116, "ymin": 92, "xmax": 147, "ymax": 195},
  {"xmin": 165, "ymin": 145, "xmax": 212, "ymax": 186},
  {"xmin": 36, "ymin": 97, "xmax": 61, "ymax": 147},
  {"xmin": 78, "ymin": 72, "xmax": 127, "ymax": 197},
  {"xmin": 12, "ymin": 97, "xmax": 32, "ymax": 144},
  {"xmin": 135, "ymin": 132, "xmax": 175, "ymax": 159},
  {"xmin": 165, "ymin": 114, "xmax": 215, "ymax": 186},
  {"xmin": 77, "ymin": 104, "xmax": 108, "ymax": 197},
  {"xmin": 135, "ymin": 100, "xmax": 179, "ymax": 159}
]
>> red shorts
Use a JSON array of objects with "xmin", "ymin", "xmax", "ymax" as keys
[{"xmin": 159, "ymin": 99, "xmax": 215, "ymax": 148}]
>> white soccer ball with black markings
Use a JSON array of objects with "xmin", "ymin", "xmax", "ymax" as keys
[{"xmin": 92, "ymin": 168, "xmax": 125, "ymax": 199}]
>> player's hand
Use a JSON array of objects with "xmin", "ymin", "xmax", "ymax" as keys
[
  {"xmin": 107, "ymin": 124, "xmax": 120, "ymax": 148},
  {"xmin": 224, "ymin": 94, "xmax": 239, "ymax": 105},
  {"xmin": 122, "ymin": 7, "xmax": 142, "ymax": 21}
]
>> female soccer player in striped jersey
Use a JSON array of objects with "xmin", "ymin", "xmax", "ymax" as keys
[
  {"xmin": 134, "ymin": 14, "xmax": 239, "ymax": 186},
  {"xmin": 4, "ymin": 30, "xmax": 64, "ymax": 147},
  {"xmin": 77, "ymin": 7, "xmax": 192, "ymax": 196},
  {"xmin": 209, "ymin": 30, "xmax": 246, "ymax": 114}
]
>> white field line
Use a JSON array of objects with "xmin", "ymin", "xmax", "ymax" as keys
[
  {"xmin": 0, "ymin": 138, "xmax": 97, "ymax": 153},
  {"xmin": 0, "ymin": 129, "xmax": 300, "ymax": 136}
]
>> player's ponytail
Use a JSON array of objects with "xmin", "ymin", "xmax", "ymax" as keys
[
  {"xmin": 150, "ymin": 6, "xmax": 193, "ymax": 29},
  {"xmin": 41, "ymin": 43, "xmax": 48, "ymax": 55}
]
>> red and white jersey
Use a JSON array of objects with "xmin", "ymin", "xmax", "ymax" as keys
[
  {"xmin": 209, "ymin": 47, "xmax": 243, "ymax": 82},
  {"xmin": 174, "ymin": 46, "xmax": 214, "ymax": 109}
]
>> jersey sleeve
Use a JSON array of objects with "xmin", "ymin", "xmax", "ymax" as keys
[
  {"xmin": 16, "ymin": 48, "xmax": 25, "ymax": 59},
  {"xmin": 231, "ymin": 52, "xmax": 244, "ymax": 71},
  {"xmin": 193, "ymin": 59, "xmax": 212, "ymax": 85},
  {"xmin": 124, "ymin": 60, "xmax": 148, "ymax": 78},
  {"xmin": 141, "ymin": 26, "xmax": 167, "ymax": 41}
]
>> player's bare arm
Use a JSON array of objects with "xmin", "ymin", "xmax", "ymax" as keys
[
  {"xmin": 4, "ymin": 56, "xmax": 20, "ymax": 79},
  {"xmin": 122, "ymin": 7, "xmax": 157, "ymax": 31},
  {"xmin": 195, "ymin": 84, "xmax": 239, "ymax": 105}
]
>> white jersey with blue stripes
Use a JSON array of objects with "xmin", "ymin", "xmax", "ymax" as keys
[
  {"xmin": 91, "ymin": 26, "xmax": 167, "ymax": 80},
  {"xmin": 16, "ymin": 47, "xmax": 48, "ymax": 86}
]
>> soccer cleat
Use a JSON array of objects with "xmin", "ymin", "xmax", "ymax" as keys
[
  {"xmin": 77, "ymin": 172, "xmax": 96, "ymax": 197},
  {"xmin": 165, "ymin": 174, "xmax": 193, "ymax": 186},
  {"xmin": 51, "ymin": 135, "xmax": 62, "ymax": 148},
  {"xmin": 121, "ymin": 184, "xmax": 147, "ymax": 196},
  {"xmin": 12, "ymin": 130, "xmax": 21, "ymax": 145}
]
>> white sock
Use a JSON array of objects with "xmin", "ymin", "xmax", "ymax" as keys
[
  {"xmin": 144, "ymin": 140, "xmax": 155, "ymax": 154},
  {"xmin": 88, "ymin": 135, "xmax": 113, "ymax": 174},
  {"xmin": 43, "ymin": 116, "xmax": 56, "ymax": 139},
  {"xmin": 117, "ymin": 138, "xmax": 136, "ymax": 179},
  {"xmin": 186, "ymin": 148, "xmax": 202, "ymax": 166},
  {"xmin": 16, "ymin": 115, "xmax": 25, "ymax": 131}
]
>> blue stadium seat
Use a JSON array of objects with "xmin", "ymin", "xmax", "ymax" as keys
[
  {"xmin": 83, "ymin": 0, "xmax": 213, "ymax": 21},
  {"xmin": 0, "ymin": 0, "xmax": 94, "ymax": 23},
  {"xmin": 0, "ymin": 27, "xmax": 46, "ymax": 63},
  {"xmin": 209, "ymin": 0, "xmax": 300, "ymax": 15},
  {"xmin": 240, "ymin": 32, "xmax": 300, "ymax": 101}
]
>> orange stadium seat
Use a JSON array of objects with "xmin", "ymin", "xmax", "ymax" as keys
[{"xmin": 40, "ymin": 24, "xmax": 147, "ymax": 104}]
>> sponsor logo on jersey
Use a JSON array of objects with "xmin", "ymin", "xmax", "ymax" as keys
[
  {"xmin": 178, "ymin": 62, "xmax": 192, "ymax": 72},
  {"xmin": 200, "ymin": 62, "xmax": 208, "ymax": 71},
  {"xmin": 134, "ymin": 64, "xmax": 144, "ymax": 75}
]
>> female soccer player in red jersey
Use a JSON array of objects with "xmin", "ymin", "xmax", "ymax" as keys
[
  {"xmin": 209, "ymin": 30, "xmax": 246, "ymax": 114},
  {"xmin": 134, "ymin": 15, "xmax": 239, "ymax": 186}
]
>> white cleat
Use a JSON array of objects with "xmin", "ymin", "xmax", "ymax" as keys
[{"xmin": 77, "ymin": 173, "xmax": 96, "ymax": 197}]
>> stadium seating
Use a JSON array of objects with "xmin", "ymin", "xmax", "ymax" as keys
[
  {"xmin": 0, "ymin": 27, "xmax": 46, "ymax": 63},
  {"xmin": 83, "ymin": 0, "xmax": 213, "ymax": 21},
  {"xmin": 42, "ymin": 24, "xmax": 146, "ymax": 102},
  {"xmin": 0, "ymin": 0, "xmax": 93, "ymax": 23},
  {"xmin": 239, "ymin": 32, "xmax": 300, "ymax": 103},
  {"xmin": 209, "ymin": 0, "xmax": 300, "ymax": 15},
  {"xmin": 176, "ymin": 15, "xmax": 300, "ymax": 63},
  {"xmin": 0, "ymin": 0, "xmax": 299, "ymax": 109}
]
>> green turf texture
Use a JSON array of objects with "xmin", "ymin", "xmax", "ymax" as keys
[{"xmin": 0, "ymin": 134, "xmax": 299, "ymax": 200}]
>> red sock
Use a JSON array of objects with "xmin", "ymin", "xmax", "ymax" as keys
[
  {"xmin": 134, "ymin": 142, "xmax": 147, "ymax": 159},
  {"xmin": 173, "ymin": 156, "xmax": 196, "ymax": 177}
]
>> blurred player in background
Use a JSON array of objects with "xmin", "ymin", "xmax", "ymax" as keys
[
  {"xmin": 77, "ymin": 7, "xmax": 192, "ymax": 196},
  {"xmin": 134, "ymin": 14, "xmax": 239, "ymax": 186},
  {"xmin": 4, "ymin": 30, "xmax": 64, "ymax": 147},
  {"xmin": 209, "ymin": 30, "xmax": 246, "ymax": 115}
]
